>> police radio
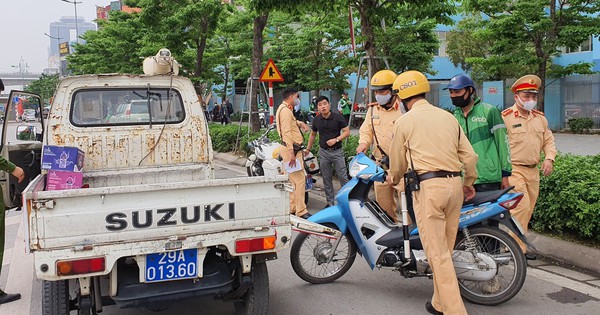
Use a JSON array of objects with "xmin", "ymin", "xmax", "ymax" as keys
[{"xmin": 404, "ymin": 141, "xmax": 420, "ymax": 192}]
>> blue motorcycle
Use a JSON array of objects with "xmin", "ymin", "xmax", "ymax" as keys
[{"xmin": 290, "ymin": 153, "xmax": 528, "ymax": 306}]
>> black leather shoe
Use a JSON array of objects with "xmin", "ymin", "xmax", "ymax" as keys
[
  {"xmin": 0, "ymin": 292, "xmax": 21, "ymax": 305},
  {"xmin": 426, "ymin": 301, "xmax": 443, "ymax": 315},
  {"xmin": 525, "ymin": 253, "xmax": 537, "ymax": 260},
  {"xmin": 300, "ymin": 213, "xmax": 312, "ymax": 219}
]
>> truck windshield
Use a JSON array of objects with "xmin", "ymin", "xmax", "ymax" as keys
[{"xmin": 70, "ymin": 88, "xmax": 185, "ymax": 126}]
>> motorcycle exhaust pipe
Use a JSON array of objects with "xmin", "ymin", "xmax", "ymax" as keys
[{"xmin": 401, "ymin": 192, "xmax": 411, "ymax": 261}]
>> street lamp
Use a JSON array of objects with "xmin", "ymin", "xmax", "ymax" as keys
[{"xmin": 61, "ymin": 0, "xmax": 82, "ymax": 44}]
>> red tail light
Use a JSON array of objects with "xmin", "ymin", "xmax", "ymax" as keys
[
  {"xmin": 56, "ymin": 257, "xmax": 106, "ymax": 276},
  {"xmin": 499, "ymin": 194, "xmax": 523, "ymax": 210},
  {"xmin": 235, "ymin": 236, "xmax": 276, "ymax": 253}
]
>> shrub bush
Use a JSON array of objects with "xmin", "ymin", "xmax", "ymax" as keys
[
  {"xmin": 568, "ymin": 118, "xmax": 594, "ymax": 134},
  {"xmin": 533, "ymin": 153, "xmax": 600, "ymax": 241}
]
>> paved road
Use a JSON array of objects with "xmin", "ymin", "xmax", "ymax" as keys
[{"xmin": 2, "ymin": 160, "xmax": 600, "ymax": 314}]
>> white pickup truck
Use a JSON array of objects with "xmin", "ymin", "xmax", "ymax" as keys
[{"xmin": 3, "ymin": 72, "xmax": 292, "ymax": 314}]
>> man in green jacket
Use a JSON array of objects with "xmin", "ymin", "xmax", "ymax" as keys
[
  {"xmin": 445, "ymin": 74, "xmax": 512, "ymax": 191},
  {"xmin": 0, "ymin": 78, "xmax": 26, "ymax": 305}
]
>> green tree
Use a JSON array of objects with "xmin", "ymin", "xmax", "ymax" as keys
[
  {"xmin": 450, "ymin": 0, "xmax": 600, "ymax": 112},
  {"xmin": 25, "ymin": 74, "xmax": 60, "ymax": 103},
  {"xmin": 266, "ymin": 11, "xmax": 354, "ymax": 93},
  {"xmin": 68, "ymin": 11, "xmax": 146, "ymax": 74}
]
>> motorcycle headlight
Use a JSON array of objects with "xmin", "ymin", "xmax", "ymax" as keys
[{"xmin": 348, "ymin": 160, "xmax": 369, "ymax": 178}]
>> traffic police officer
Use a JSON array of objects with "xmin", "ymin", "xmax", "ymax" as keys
[
  {"xmin": 276, "ymin": 88, "xmax": 311, "ymax": 219},
  {"xmin": 502, "ymin": 74, "xmax": 557, "ymax": 260},
  {"xmin": 389, "ymin": 71, "xmax": 477, "ymax": 315},
  {"xmin": 356, "ymin": 70, "xmax": 404, "ymax": 222}
]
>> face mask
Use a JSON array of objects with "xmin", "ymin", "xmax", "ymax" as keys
[
  {"xmin": 451, "ymin": 90, "xmax": 472, "ymax": 108},
  {"xmin": 293, "ymin": 98, "xmax": 300, "ymax": 111},
  {"xmin": 518, "ymin": 97, "xmax": 537, "ymax": 111},
  {"xmin": 375, "ymin": 93, "xmax": 391, "ymax": 106}
]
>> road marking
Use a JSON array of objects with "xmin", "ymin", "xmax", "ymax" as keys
[
  {"xmin": 529, "ymin": 268, "xmax": 600, "ymax": 299},
  {"xmin": 0, "ymin": 219, "xmax": 34, "ymax": 314}
]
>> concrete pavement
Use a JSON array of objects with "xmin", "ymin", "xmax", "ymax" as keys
[{"xmin": 215, "ymin": 132, "xmax": 600, "ymax": 275}]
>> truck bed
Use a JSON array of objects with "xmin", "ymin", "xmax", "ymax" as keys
[{"xmin": 24, "ymin": 170, "xmax": 292, "ymax": 280}]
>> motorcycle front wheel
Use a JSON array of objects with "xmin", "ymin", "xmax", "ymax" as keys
[
  {"xmin": 454, "ymin": 226, "xmax": 527, "ymax": 306},
  {"xmin": 290, "ymin": 224, "xmax": 357, "ymax": 284}
]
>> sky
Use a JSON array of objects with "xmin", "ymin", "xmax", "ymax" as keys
[{"xmin": 0, "ymin": 0, "xmax": 101, "ymax": 74}]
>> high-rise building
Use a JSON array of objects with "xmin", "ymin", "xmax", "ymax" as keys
[{"xmin": 47, "ymin": 16, "xmax": 96, "ymax": 73}]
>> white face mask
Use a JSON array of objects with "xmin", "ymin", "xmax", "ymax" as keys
[
  {"xmin": 293, "ymin": 98, "xmax": 300, "ymax": 111},
  {"xmin": 375, "ymin": 93, "xmax": 391, "ymax": 106},
  {"xmin": 518, "ymin": 97, "xmax": 537, "ymax": 111}
]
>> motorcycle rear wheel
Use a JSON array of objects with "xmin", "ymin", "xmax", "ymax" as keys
[
  {"xmin": 290, "ymin": 224, "xmax": 357, "ymax": 284},
  {"xmin": 454, "ymin": 226, "xmax": 527, "ymax": 306}
]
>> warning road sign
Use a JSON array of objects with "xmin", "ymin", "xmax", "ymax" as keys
[{"xmin": 259, "ymin": 59, "xmax": 284, "ymax": 82}]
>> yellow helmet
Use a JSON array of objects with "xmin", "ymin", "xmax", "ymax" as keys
[
  {"xmin": 370, "ymin": 70, "xmax": 397, "ymax": 90},
  {"xmin": 392, "ymin": 70, "xmax": 430, "ymax": 99}
]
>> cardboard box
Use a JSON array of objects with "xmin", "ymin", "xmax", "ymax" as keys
[
  {"xmin": 42, "ymin": 145, "xmax": 84, "ymax": 172},
  {"xmin": 46, "ymin": 170, "xmax": 83, "ymax": 191}
]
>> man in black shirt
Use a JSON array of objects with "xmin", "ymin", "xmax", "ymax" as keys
[{"xmin": 305, "ymin": 96, "xmax": 350, "ymax": 207}]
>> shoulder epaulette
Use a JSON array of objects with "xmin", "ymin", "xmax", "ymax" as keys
[
  {"xmin": 501, "ymin": 108, "xmax": 513, "ymax": 116},
  {"xmin": 532, "ymin": 109, "xmax": 545, "ymax": 116}
]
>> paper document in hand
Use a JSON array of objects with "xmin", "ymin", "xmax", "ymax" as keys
[{"xmin": 285, "ymin": 158, "xmax": 303, "ymax": 173}]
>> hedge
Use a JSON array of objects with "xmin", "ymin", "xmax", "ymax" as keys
[
  {"xmin": 532, "ymin": 153, "xmax": 600, "ymax": 241},
  {"xmin": 208, "ymin": 123, "xmax": 361, "ymax": 159},
  {"xmin": 208, "ymin": 123, "xmax": 600, "ymax": 242}
]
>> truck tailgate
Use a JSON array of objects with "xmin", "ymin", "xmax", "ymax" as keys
[{"xmin": 25, "ymin": 175, "xmax": 290, "ymax": 251}]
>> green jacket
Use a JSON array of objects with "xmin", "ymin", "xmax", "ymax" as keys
[
  {"xmin": 454, "ymin": 98, "xmax": 511, "ymax": 185},
  {"xmin": 338, "ymin": 98, "xmax": 351, "ymax": 115}
]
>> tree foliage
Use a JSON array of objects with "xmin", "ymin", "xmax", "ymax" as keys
[
  {"xmin": 448, "ymin": 0, "xmax": 600, "ymax": 111},
  {"xmin": 25, "ymin": 74, "xmax": 60, "ymax": 103}
]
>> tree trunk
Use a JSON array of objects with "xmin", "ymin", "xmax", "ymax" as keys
[
  {"xmin": 356, "ymin": 0, "xmax": 379, "ymax": 72},
  {"xmin": 537, "ymin": 61, "xmax": 547, "ymax": 113},
  {"xmin": 250, "ymin": 13, "xmax": 269, "ymax": 132}
]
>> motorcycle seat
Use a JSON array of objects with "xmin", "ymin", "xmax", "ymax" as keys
[{"xmin": 463, "ymin": 186, "xmax": 515, "ymax": 206}]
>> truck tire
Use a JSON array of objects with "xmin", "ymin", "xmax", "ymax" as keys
[
  {"xmin": 234, "ymin": 262, "xmax": 269, "ymax": 315},
  {"xmin": 42, "ymin": 280, "xmax": 70, "ymax": 315}
]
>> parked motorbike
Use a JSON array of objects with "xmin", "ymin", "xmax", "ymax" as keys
[
  {"xmin": 245, "ymin": 124, "xmax": 320, "ymax": 204},
  {"xmin": 290, "ymin": 153, "xmax": 528, "ymax": 306}
]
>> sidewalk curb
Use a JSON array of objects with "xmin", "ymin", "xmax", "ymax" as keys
[
  {"xmin": 528, "ymin": 231, "xmax": 600, "ymax": 275},
  {"xmin": 214, "ymin": 151, "xmax": 600, "ymax": 275}
]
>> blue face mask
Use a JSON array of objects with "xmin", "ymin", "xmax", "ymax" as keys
[
  {"xmin": 375, "ymin": 94, "xmax": 391, "ymax": 106},
  {"xmin": 293, "ymin": 98, "xmax": 300, "ymax": 111}
]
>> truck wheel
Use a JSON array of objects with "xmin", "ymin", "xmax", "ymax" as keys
[
  {"xmin": 42, "ymin": 280, "xmax": 70, "ymax": 315},
  {"xmin": 234, "ymin": 262, "xmax": 269, "ymax": 315}
]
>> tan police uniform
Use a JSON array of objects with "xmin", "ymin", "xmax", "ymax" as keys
[
  {"xmin": 389, "ymin": 99, "xmax": 477, "ymax": 315},
  {"xmin": 276, "ymin": 103, "xmax": 308, "ymax": 217},
  {"xmin": 358, "ymin": 97, "xmax": 403, "ymax": 221},
  {"xmin": 502, "ymin": 75, "xmax": 557, "ymax": 253}
]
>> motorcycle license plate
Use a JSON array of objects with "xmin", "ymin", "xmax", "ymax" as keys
[{"xmin": 145, "ymin": 249, "xmax": 198, "ymax": 283}]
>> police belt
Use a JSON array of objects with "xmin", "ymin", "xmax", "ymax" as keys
[
  {"xmin": 418, "ymin": 171, "xmax": 461, "ymax": 182},
  {"xmin": 515, "ymin": 163, "xmax": 538, "ymax": 168}
]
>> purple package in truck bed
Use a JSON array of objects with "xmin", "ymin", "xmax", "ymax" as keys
[
  {"xmin": 42, "ymin": 145, "xmax": 84, "ymax": 172},
  {"xmin": 46, "ymin": 170, "xmax": 83, "ymax": 191}
]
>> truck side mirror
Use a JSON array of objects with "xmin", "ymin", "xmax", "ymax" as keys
[{"xmin": 16, "ymin": 125, "xmax": 39, "ymax": 141}]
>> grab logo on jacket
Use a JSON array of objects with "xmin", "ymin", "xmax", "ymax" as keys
[{"xmin": 471, "ymin": 116, "xmax": 487, "ymax": 123}]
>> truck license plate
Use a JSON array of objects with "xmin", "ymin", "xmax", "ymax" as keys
[{"xmin": 145, "ymin": 249, "xmax": 197, "ymax": 282}]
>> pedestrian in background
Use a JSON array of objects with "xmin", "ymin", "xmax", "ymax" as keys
[
  {"xmin": 306, "ymin": 96, "xmax": 350, "ymax": 207},
  {"xmin": 389, "ymin": 71, "xmax": 477, "ymax": 315},
  {"xmin": 337, "ymin": 91, "xmax": 351, "ymax": 123},
  {"xmin": 446, "ymin": 73, "xmax": 512, "ymax": 192},
  {"xmin": 276, "ymin": 88, "xmax": 311, "ymax": 218},
  {"xmin": 220, "ymin": 102, "xmax": 229, "ymax": 124},
  {"xmin": 502, "ymin": 74, "xmax": 556, "ymax": 260},
  {"xmin": 356, "ymin": 70, "xmax": 404, "ymax": 222},
  {"xmin": 0, "ymin": 78, "xmax": 26, "ymax": 305}
]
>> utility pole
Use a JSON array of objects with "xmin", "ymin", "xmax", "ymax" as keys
[{"xmin": 61, "ymin": 0, "xmax": 82, "ymax": 44}]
